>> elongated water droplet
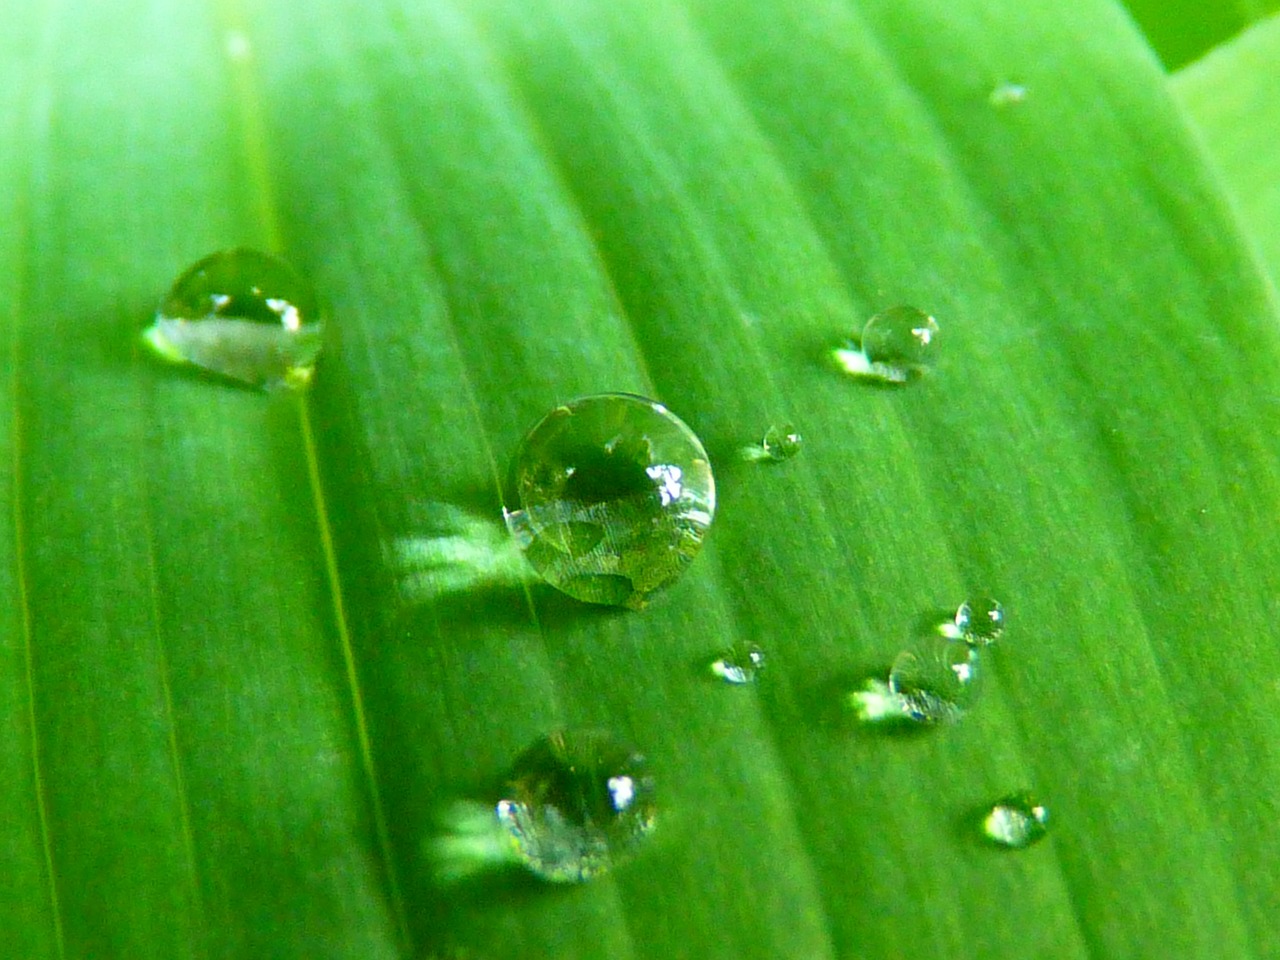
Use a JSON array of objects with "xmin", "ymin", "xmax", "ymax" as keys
[
  {"xmin": 954, "ymin": 596, "xmax": 1005, "ymax": 646},
  {"xmin": 143, "ymin": 248, "xmax": 323, "ymax": 388},
  {"xmin": 983, "ymin": 793, "xmax": 1049, "ymax": 848},
  {"xmin": 507, "ymin": 393, "xmax": 715, "ymax": 609},
  {"xmin": 709, "ymin": 642, "xmax": 766, "ymax": 684},
  {"xmin": 496, "ymin": 730, "xmax": 656, "ymax": 883},
  {"xmin": 834, "ymin": 306, "xmax": 939, "ymax": 383}
]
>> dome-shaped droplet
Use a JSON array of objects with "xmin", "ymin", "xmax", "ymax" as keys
[
  {"xmin": 506, "ymin": 393, "xmax": 715, "ymax": 609},
  {"xmin": 143, "ymin": 248, "xmax": 323, "ymax": 388},
  {"xmin": 496, "ymin": 730, "xmax": 656, "ymax": 882},
  {"xmin": 761, "ymin": 423, "xmax": 802, "ymax": 462},
  {"xmin": 955, "ymin": 596, "xmax": 1005, "ymax": 646},
  {"xmin": 983, "ymin": 793, "xmax": 1049, "ymax": 848},
  {"xmin": 835, "ymin": 306, "xmax": 939, "ymax": 383},
  {"xmin": 709, "ymin": 642, "xmax": 766, "ymax": 684},
  {"xmin": 888, "ymin": 634, "xmax": 980, "ymax": 724}
]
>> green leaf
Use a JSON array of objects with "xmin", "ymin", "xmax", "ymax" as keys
[
  {"xmin": 1120, "ymin": 0, "xmax": 1280, "ymax": 69},
  {"xmin": 1174, "ymin": 13, "xmax": 1280, "ymax": 284},
  {"xmin": 4, "ymin": 1, "xmax": 1280, "ymax": 958}
]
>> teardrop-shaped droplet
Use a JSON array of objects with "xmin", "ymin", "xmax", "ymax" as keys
[
  {"xmin": 834, "ymin": 306, "xmax": 939, "ymax": 383},
  {"xmin": 506, "ymin": 393, "xmax": 715, "ymax": 609},
  {"xmin": 143, "ymin": 248, "xmax": 323, "ymax": 388},
  {"xmin": 496, "ymin": 730, "xmax": 656, "ymax": 882},
  {"xmin": 983, "ymin": 793, "xmax": 1049, "ymax": 848}
]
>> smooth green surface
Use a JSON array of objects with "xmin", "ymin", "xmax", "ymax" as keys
[
  {"xmin": 1175, "ymin": 12, "xmax": 1280, "ymax": 284},
  {"xmin": 1121, "ymin": 0, "xmax": 1280, "ymax": 67},
  {"xmin": 4, "ymin": 1, "xmax": 1280, "ymax": 959}
]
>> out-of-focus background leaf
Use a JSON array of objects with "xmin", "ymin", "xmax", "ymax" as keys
[
  {"xmin": 1124, "ymin": 0, "xmax": 1280, "ymax": 67},
  {"xmin": 3, "ymin": 1, "xmax": 1280, "ymax": 959},
  {"xmin": 1174, "ymin": 12, "xmax": 1280, "ymax": 282}
]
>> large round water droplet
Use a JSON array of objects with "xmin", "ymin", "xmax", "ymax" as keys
[
  {"xmin": 888, "ymin": 634, "xmax": 980, "ymax": 724},
  {"xmin": 496, "ymin": 730, "xmax": 656, "ymax": 883},
  {"xmin": 506, "ymin": 393, "xmax": 715, "ymax": 609},
  {"xmin": 983, "ymin": 792, "xmax": 1049, "ymax": 848},
  {"xmin": 144, "ymin": 248, "xmax": 323, "ymax": 388}
]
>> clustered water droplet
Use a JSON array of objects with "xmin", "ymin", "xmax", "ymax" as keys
[
  {"xmin": 834, "ymin": 305, "xmax": 940, "ymax": 383},
  {"xmin": 495, "ymin": 730, "xmax": 657, "ymax": 883},
  {"xmin": 983, "ymin": 793, "xmax": 1049, "ymax": 848},
  {"xmin": 505, "ymin": 393, "xmax": 715, "ymax": 609},
  {"xmin": 709, "ymin": 642, "xmax": 767, "ymax": 684},
  {"xmin": 143, "ymin": 248, "xmax": 324, "ymax": 388}
]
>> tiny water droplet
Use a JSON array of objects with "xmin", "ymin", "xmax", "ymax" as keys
[
  {"xmin": 983, "ymin": 793, "xmax": 1049, "ymax": 848},
  {"xmin": 143, "ymin": 248, "xmax": 323, "ymax": 389},
  {"xmin": 709, "ymin": 642, "xmax": 766, "ymax": 684},
  {"xmin": 833, "ymin": 306, "xmax": 940, "ymax": 383},
  {"xmin": 954, "ymin": 596, "xmax": 1005, "ymax": 646},
  {"xmin": 989, "ymin": 82, "xmax": 1028, "ymax": 106},
  {"xmin": 496, "ymin": 730, "xmax": 656, "ymax": 883},
  {"xmin": 507, "ymin": 393, "xmax": 715, "ymax": 609}
]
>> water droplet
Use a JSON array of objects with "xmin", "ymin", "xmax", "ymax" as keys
[
  {"xmin": 983, "ymin": 793, "xmax": 1049, "ymax": 848},
  {"xmin": 506, "ymin": 393, "xmax": 715, "ymax": 609},
  {"xmin": 761, "ymin": 423, "xmax": 803, "ymax": 462},
  {"xmin": 739, "ymin": 423, "xmax": 803, "ymax": 463},
  {"xmin": 709, "ymin": 642, "xmax": 766, "ymax": 684},
  {"xmin": 954, "ymin": 596, "xmax": 1005, "ymax": 646},
  {"xmin": 143, "ymin": 248, "xmax": 323, "ymax": 388},
  {"xmin": 847, "ymin": 634, "xmax": 980, "ymax": 725},
  {"xmin": 890, "ymin": 635, "xmax": 980, "ymax": 723},
  {"xmin": 833, "ymin": 306, "xmax": 940, "ymax": 383},
  {"xmin": 989, "ymin": 82, "xmax": 1028, "ymax": 106},
  {"xmin": 496, "ymin": 730, "xmax": 656, "ymax": 883}
]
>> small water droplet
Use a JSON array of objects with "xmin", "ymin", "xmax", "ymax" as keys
[
  {"xmin": 761, "ymin": 423, "xmax": 802, "ymax": 461},
  {"xmin": 983, "ymin": 793, "xmax": 1049, "ymax": 848},
  {"xmin": 847, "ymin": 634, "xmax": 980, "ymax": 725},
  {"xmin": 833, "ymin": 306, "xmax": 940, "ymax": 383},
  {"xmin": 989, "ymin": 82, "xmax": 1028, "ymax": 107},
  {"xmin": 890, "ymin": 635, "xmax": 980, "ymax": 723},
  {"xmin": 847, "ymin": 639, "xmax": 977, "ymax": 725},
  {"xmin": 507, "ymin": 393, "xmax": 715, "ymax": 609},
  {"xmin": 143, "ymin": 249, "xmax": 323, "ymax": 389},
  {"xmin": 740, "ymin": 423, "xmax": 803, "ymax": 463},
  {"xmin": 496, "ymin": 730, "xmax": 656, "ymax": 883},
  {"xmin": 954, "ymin": 596, "xmax": 1005, "ymax": 646},
  {"xmin": 709, "ymin": 642, "xmax": 766, "ymax": 684}
]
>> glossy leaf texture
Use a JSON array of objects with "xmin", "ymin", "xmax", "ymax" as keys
[{"xmin": 3, "ymin": 1, "xmax": 1280, "ymax": 959}]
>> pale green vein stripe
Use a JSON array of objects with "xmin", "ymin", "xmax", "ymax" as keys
[
  {"xmin": 138, "ymin": 476, "xmax": 208, "ymax": 957},
  {"xmin": 11, "ymin": 120, "xmax": 67, "ymax": 960},
  {"xmin": 10, "ymin": 1, "xmax": 66, "ymax": 952},
  {"xmin": 214, "ymin": 0, "xmax": 412, "ymax": 950}
]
